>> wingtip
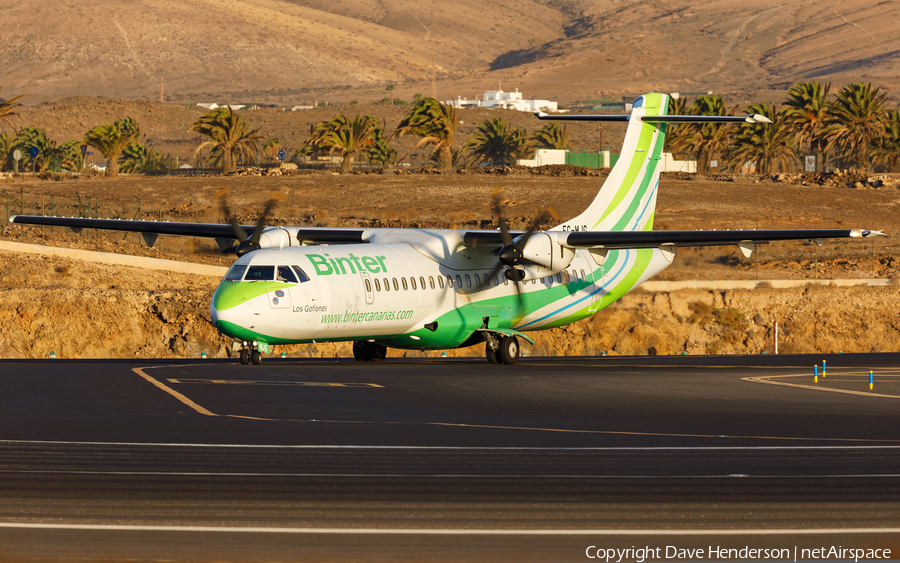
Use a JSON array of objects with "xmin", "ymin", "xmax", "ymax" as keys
[{"xmin": 534, "ymin": 111, "xmax": 548, "ymax": 118}]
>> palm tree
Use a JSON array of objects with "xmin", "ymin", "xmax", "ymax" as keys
[
  {"xmin": 56, "ymin": 140, "xmax": 84, "ymax": 172},
  {"xmin": 84, "ymin": 117, "xmax": 141, "ymax": 177},
  {"xmin": 681, "ymin": 95, "xmax": 735, "ymax": 174},
  {"xmin": 365, "ymin": 123, "xmax": 397, "ymax": 168},
  {"xmin": 730, "ymin": 104, "xmax": 795, "ymax": 174},
  {"xmin": 262, "ymin": 136, "xmax": 280, "ymax": 164},
  {"xmin": 119, "ymin": 143, "xmax": 164, "ymax": 174},
  {"xmin": 428, "ymin": 146, "xmax": 469, "ymax": 169},
  {"xmin": 0, "ymin": 87, "xmax": 27, "ymax": 131},
  {"xmin": 11, "ymin": 127, "xmax": 56, "ymax": 172},
  {"xmin": 824, "ymin": 82, "xmax": 888, "ymax": 171},
  {"xmin": 465, "ymin": 117, "xmax": 531, "ymax": 165},
  {"xmin": 665, "ymin": 95, "xmax": 693, "ymax": 158},
  {"xmin": 783, "ymin": 81, "xmax": 831, "ymax": 172},
  {"xmin": 531, "ymin": 123, "xmax": 570, "ymax": 150},
  {"xmin": 873, "ymin": 108, "xmax": 900, "ymax": 172},
  {"xmin": 303, "ymin": 114, "xmax": 379, "ymax": 173},
  {"xmin": 189, "ymin": 107, "xmax": 260, "ymax": 174},
  {"xmin": 0, "ymin": 131, "xmax": 13, "ymax": 172},
  {"xmin": 393, "ymin": 98, "xmax": 459, "ymax": 171}
]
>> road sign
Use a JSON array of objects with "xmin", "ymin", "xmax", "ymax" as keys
[
  {"xmin": 277, "ymin": 149, "xmax": 286, "ymax": 162},
  {"xmin": 80, "ymin": 144, "xmax": 88, "ymax": 158},
  {"xmin": 804, "ymin": 155, "xmax": 816, "ymax": 172},
  {"xmin": 29, "ymin": 146, "xmax": 39, "ymax": 158},
  {"xmin": 12, "ymin": 149, "xmax": 21, "ymax": 161}
]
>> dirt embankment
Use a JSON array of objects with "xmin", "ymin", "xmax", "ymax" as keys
[{"xmin": 1, "ymin": 252, "xmax": 897, "ymax": 359}]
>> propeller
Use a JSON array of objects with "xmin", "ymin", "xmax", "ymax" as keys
[
  {"xmin": 484, "ymin": 189, "xmax": 558, "ymax": 313},
  {"xmin": 216, "ymin": 188, "xmax": 282, "ymax": 257}
]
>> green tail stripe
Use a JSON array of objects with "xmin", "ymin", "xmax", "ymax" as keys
[
  {"xmin": 610, "ymin": 122, "xmax": 666, "ymax": 232},
  {"xmin": 594, "ymin": 122, "xmax": 655, "ymax": 227}
]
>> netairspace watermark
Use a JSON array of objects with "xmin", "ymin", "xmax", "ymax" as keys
[{"xmin": 585, "ymin": 545, "xmax": 892, "ymax": 562}]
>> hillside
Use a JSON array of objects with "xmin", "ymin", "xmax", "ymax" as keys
[{"xmin": 2, "ymin": 0, "xmax": 900, "ymax": 105}]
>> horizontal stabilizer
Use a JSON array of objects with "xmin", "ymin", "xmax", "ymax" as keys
[{"xmin": 535, "ymin": 112, "xmax": 771, "ymax": 124}]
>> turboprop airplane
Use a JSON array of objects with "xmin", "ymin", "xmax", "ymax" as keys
[{"xmin": 10, "ymin": 93, "xmax": 886, "ymax": 365}]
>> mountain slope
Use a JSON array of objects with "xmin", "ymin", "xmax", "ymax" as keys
[{"xmin": 1, "ymin": 0, "xmax": 899, "ymax": 103}]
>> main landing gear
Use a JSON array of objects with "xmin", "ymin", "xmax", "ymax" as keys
[
  {"xmin": 484, "ymin": 333, "xmax": 519, "ymax": 365},
  {"xmin": 238, "ymin": 341, "xmax": 263, "ymax": 365},
  {"xmin": 353, "ymin": 341, "xmax": 387, "ymax": 362}
]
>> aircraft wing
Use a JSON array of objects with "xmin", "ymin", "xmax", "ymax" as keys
[
  {"xmin": 8, "ymin": 215, "xmax": 368, "ymax": 247},
  {"xmin": 561, "ymin": 229, "xmax": 886, "ymax": 249}
]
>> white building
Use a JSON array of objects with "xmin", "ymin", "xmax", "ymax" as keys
[{"xmin": 446, "ymin": 88, "xmax": 558, "ymax": 112}]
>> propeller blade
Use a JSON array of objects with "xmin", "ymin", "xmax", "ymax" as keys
[
  {"xmin": 216, "ymin": 187, "xmax": 249, "ymax": 242},
  {"xmin": 491, "ymin": 188, "xmax": 513, "ymax": 246}
]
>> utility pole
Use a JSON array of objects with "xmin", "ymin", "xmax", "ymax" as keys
[
  {"xmin": 159, "ymin": 77, "xmax": 164, "ymax": 103},
  {"xmin": 431, "ymin": 47, "xmax": 436, "ymax": 99}
]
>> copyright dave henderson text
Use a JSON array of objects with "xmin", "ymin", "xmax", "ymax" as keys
[{"xmin": 585, "ymin": 546, "xmax": 891, "ymax": 562}]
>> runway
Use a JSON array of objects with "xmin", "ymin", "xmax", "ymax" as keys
[{"xmin": 1, "ymin": 354, "xmax": 899, "ymax": 562}]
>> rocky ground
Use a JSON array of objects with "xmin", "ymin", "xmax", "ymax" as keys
[{"xmin": 1, "ymin": 170, "xmax": 899, "ymax": 359}]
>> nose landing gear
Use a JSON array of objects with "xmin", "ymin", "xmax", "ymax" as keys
[{"xmin": 238, "ymin": 341, "xmax": 264, "ymax": 365}]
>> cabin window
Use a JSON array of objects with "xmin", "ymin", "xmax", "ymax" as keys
[
  {"xmin": 581, "ymin": 269, "xmax": 587, "ymax": 281},
  {"xmin": 224, "ymin": 264, "xmax": 247, "ymax": 282},
  {"xmin": 276, "ymin": 265, "xmax": 298, "ymax": 283},
  {"xmin": 474, "ymin": 274, "xmax": 481, "ymax": 287},
  {"xmin": 393, "ymin": 278, "xmax": 400, "ymax": 291},
  {"xmin": 564, "ymin": 271, "xmax": 570, "ymax": 283},
  {"xmin": 504, "ymin": 276, "xmax": 509, "ymax": 286},
  {"xmin": 364, "ymin": 279, "xmax": 372, "ymax": 293},
  {"xmin": 410, "ymin": 277, "xmax": 417, "ymax": 290},
  {"xmin": 439, "ymin": 276, "xmax": 445, "ymax": 289},
  {"xmin": 420, "ymin": 276, "xmax": 427, "ymax": 290},
  {"xmin": 429, "ymin": 276, "xmax": 435, "ymax": 289},
  {"xmin": 375, "ymin": 278, "xmax": 381, "ymax": 292},
  {"xmin": 384, "ymin": 278, "xmax": 390, "ymax": 291},
  {"xmin": 401, "ymin": 278, "xmax": 408, "ymax": 290},
  {"xmin": 556, "ymin": 273, "xmax": 562, "ymax": 283},
  {"xmin": 465, "ymin": 274, "xmax": 472, "ymax": 288},
  {"xmin": 456, "ymin": 275, "xmax": 462, "ymax": 288},
  {"xmin": 245, "ymin": 265, "xmax": 275, "ymax": 281},
  {"xmin": 291, "ymin": 265, "xmax": 310, "ymax": 282}
]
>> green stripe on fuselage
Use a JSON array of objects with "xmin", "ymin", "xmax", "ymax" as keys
[{"xmin": 212, "ymin": 281, "xmax": 296, "ymax": 311}]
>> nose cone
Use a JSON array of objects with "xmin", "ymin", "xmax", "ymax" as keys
[{"xmin": 210, "ymin": 281, "xmax": 251, "ymax": 336}]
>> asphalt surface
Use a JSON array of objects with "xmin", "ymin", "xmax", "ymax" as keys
[{"xmin": 1, "ymin": 353, "xmax": 899, "ymax": 562}]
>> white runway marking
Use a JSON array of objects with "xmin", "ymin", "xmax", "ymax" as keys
[
  {"xmin": 0, "ymin": 522, "xmax": 897, "ymax": 535},
  {"xmin": 1, "ymin": 469, "xmax": 900, "ymax": 479},
  {"xmin": 3, "ymin": 439, "xmax": 900, "ymax": 450}
]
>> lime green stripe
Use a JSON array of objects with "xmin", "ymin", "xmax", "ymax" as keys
[
  {"xmin": 213, "ymin": 282, "xmax": 296, "ymax": 311},
  {"xmin": 610, "ymin": 121, "xmax": 666, "ymax": 231},
  {"xmin": 594, "ymin": 122, "xmax": 655, "ymax": 227}
]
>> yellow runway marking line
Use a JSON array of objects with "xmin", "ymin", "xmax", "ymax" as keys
[
  {"xmin": 744, "ymin": 373, "xmax": 900, "ymax": 399},
  {"xmin": 132, "ymin": 366, "xmax": 218, "ymax": 417},
  {"xmin": 166, "ymin": 379, "xmax": 384, "ymax": 388}
]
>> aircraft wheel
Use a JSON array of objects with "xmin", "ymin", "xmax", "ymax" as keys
[
  {"xmin": 485, "ymin": 344, "xmax": 500, "ymax": 364},
  {"xmin": 352, "ymin": 341, "xmax": 368, "ymax": 362},
  {"xmin": 497, "ymin": 336, "xmax": 519, "ymax": 365},
  {"xmin": 251, "ymin": 350, "xmax": 262, "ymax": 365},
  {"xmin": 240, "ymin": 349, "xmax": 249, "ymax": 365},
  {"xmin": 369, "ymin": 343, "xmax": 387, "ymax": 362}
]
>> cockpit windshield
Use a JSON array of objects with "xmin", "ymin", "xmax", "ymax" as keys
[
  {"xmin": 276, "ymin": 265, "xmax": 298, "ymax": 283},
  {"xmin": 245, "ymin": 265, "xmax": 275, "ymax": 281},
  {"xmin": 292, "ymin": 265, "xmax": 310, "ymax": 282},
  {"xmin": 224, "ymin": 264, "xmax": 247, "ymax": 282}
]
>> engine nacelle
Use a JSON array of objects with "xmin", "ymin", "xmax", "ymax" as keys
[
  {"xmin": 513, "ymin": 232, "xmax": 575, "ymax": 281},
  {"xmin": 257, "ymin": 227, "xmax": 293, "ymax": 250}
]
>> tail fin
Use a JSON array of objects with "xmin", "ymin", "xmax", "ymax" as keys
[{"xmin": 558, "ymin": 93, "xmax": 669, "ymax": 233}]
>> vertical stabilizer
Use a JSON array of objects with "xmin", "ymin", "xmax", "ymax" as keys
[{"xmin": 556, "ymin": 93, "xmax": 668, "ymax": 233}]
